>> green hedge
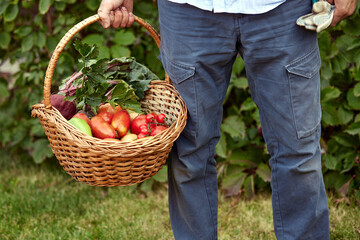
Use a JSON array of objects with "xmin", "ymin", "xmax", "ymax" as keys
[{"xmin": 0, "ymin": 0, "xmax": 359, "ymax": 199}]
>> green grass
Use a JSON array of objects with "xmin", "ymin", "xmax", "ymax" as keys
[{"xmin": 0, "ymin": 153, "xmax": 359, "ymax": 240}]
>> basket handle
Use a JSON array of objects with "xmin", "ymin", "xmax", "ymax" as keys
[{"xmin": 44, "ymin": 14, "xmax": 169, "ymax": 109}]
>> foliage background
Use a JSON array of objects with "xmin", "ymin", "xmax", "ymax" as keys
[{"xmin": 0, "ymin": 0, "xmax": 359, "ymax": 200}]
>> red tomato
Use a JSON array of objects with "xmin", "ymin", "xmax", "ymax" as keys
[
  {"xmin": 130, "ymin": 115, "xmax": 148, "ymax": 135},
  {"xmin": 150, "ymin": 125, "xmax": 168, "ymax": 136},
  {"xmin": 146, "ymin": 113, "xmax": 157, "ymax": 123},
  {"xmin": 137, "ymin": 133, "xmax": 147, "ymax": 139},
  {"xmin": 156, "ymin": 113, "xmax": 166, "ymax": 123},
  {"xmin": 90, "ymin": 116, "xmax": 116, "ymax": 139}
]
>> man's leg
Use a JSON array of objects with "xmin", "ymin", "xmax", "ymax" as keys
[
  {"xmin": 157, "ymin": 1, "xmax": 238, "ymax": 239},
  {"xmin": 237, "ymin": 0, "xmax": 330, "ymax": 239}
]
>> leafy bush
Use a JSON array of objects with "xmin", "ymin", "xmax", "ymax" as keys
[{"xmin": 0, "ymin": 0, "xmax": 359, "ymax": 199}]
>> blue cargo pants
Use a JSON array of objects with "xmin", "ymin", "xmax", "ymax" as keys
[{"xmin": 158, "ymin": 0, "xmax": 330, "ymax": 239}]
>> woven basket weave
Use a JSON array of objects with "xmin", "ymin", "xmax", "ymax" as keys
[{"xmin": 31, "ymin": 14, "xmax": 187, "ymax": 187}]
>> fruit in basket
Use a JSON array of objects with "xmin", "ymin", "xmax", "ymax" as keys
[
  {"xmin": 42, "ymin": 94, "xmax": 76, "ymax": 120},
  {"xmin": 150, "ymin": 125, "xmax": 168, "ymax": 136},
  {"xmin": 91, "ymin": 116, "xmax": 116, "ymax": 139},
  {"xmin": 129, "ymin": 112, "xmax": 140, "ymax": 121},
  {"xmin": 72, "ymin": 112, "xmax": 91, "ymax": 125},
  {"xmin": 98, "ymin": 103, "xmax": 122, "ymax": 115},
  {"xmin": 120, "ymin": 133, "xmax": 138, "ymax": 142},
  {"xmin": 111, "ymin": 110, "xmax": 131, "ymax": 138},
  {"xmin": 68, "ymin": 118, "xmax": 92, "ymax": 136},
  {"xmin": 156, "ymin": 113, "xmax": 167, "ymax": 124},
  {"xmin": 97, "ymin": 111, "xmax": 114, "ymax": 124},
  {"xmin": 130, "ymin": 114, "xmax": 148, "ymax": 135}
]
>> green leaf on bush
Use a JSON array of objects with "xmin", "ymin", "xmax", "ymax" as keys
[
  {"xmin": 256, "ymin": 163, "xmax": 271, "ymax": 182},
  {"xmin": 353, "ymin": 83, "xmax": 360, "ymax": 97},
  {"xmin": 240, "ymin": 97, "xmax": 256, "ymax": 112},
  {"xmin": 322, "ymin": 103, "xmax": 339, "ymax": 126},
  {"xmin": 333, "ymin": 134, "xmax": 358, "ymax": 148},
  {"xmin": 244, "ymin": 175, "xmax": 255, "ymax": 198},
  {"xmin": 111, "ymin": 45, "xmax": 131, "ymax": 58},
  {"xmin": 32, "ymin": 139, "xmax": 53, "ymax": 164},
  {"xmin": 4, "ymin": 3, "xmax": 18, "ymax": 22},
  {"xmin": 347, "ymin": 88, "xmax": 360, "ymax": 110},
  {"xmin": 321, "ymin": 87, "xmax": 341, "ymax": 102},
  {"xmin": 85, "ymin": 0, "xmax": 100, "ymax": 11},
  {"xmin": 39, "ymin": 0, "xmax": 51, "ymax": 15},
  {"xmin": 338, "ymin": 106, "xmax": 353, "ymax": 125},
  {"xmin": 21, "ymin": 34, "xmax": 34, "ymax": 52},
  {"xmin": 0, "ymin": 1, "xmax": 10, "ymax": 15},
  {"xmin": 114, "ymin": 30, "xmax": 136, "ymax": 46},
  {"xmin": 232, "ymin": 77, "xmax": 248, "ymax": 89},
  {"xmin": 0, "ymin": 32, "xmax": 10, "ymax": 49},
  {"xmin": 232, "ymin": 57, "xmax": 245, "ymax": 75},
  {"xmin": 221, "ymin": 116, "xmax": 246, "ymax": 139},
  {"xmin": 342, "ymin": 151, "xmax": 357, "ymax": 173},
  {"xmin": 345, "ymin": 121, "xmax": 360, "ymax": 135},
  {"xmin": 0, "ymin": 82, "xmax": 9, "ymax": 99},
  {"xmin": 222, "ymin": 171, "xmax": 246, "ymax": 197},
  {"xmin": 216, "ymin": 131, "xmax": 227, "ymax": 158},
  {"xmin": 324, "ymin": 154, "xmax": 340, "ymax": 170}
]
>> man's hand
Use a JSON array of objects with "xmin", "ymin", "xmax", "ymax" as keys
[
  {"xmin": 327, "ymin": 0, "xmax": 358, "ymax": 26},
  {"xmin": 98, "ymin": 0, "xmax": 134, "ymax": 28}
]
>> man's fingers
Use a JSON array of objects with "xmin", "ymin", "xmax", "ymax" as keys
[
  {"xmin": 98, "ymin": 8, "xmax": 111, "ymax": 28},
  {"xmin": 127, "ymin": 12, "xmax": 135, "ymax": 27},
  {"xmin": 120, "ymin": 7, "xmax": 129, "ymax": 28},
  {"xmin": 113, "ymin": 8, "xmax": 123, "ymax": 28}
]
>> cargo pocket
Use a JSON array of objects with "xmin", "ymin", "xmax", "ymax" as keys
[
  {"xmin": 160, "ymin": 52, "xmax": 197, "ymax": 139},
  {"xmin": 285, "ymin": 47, "xmax": 321, "ymax": 139}
]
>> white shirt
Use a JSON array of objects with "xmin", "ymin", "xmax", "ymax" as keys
[{"xmin": 167, "ymin": 0, "xmax": 287, "ymax": 14}]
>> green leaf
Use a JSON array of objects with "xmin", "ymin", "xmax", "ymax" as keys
[
  {"xmin": 324, "ymin": 154, "xmax": 340, "ymax": 170},
  {"xmin": 21, "ymin": 34, "xmax": 34, "ymax": 52},
  {"xmin": 222, "ymin": 171, "xmax": 247, "ymax": 197},
  {"xmin": 244, "ymin": 175, "xmax": 255, "ymax": 198},
  {"xmin": 333, "ymin": 134, "xmax": 358, "ymax": 148},
  {"xmin": 74, "ymin": 40, "xmax": 99, "ymax": 59},
  {"xmin": 114, "ymin": 30, "xmax": 136, "ymax": 46},
  {"xmin": 256, "ymin": 163, "xmax": 271, "ymax": 182},
  {"xmin": 0, "ymin": 1, "xmax": 10, "ymax": 15},
  {"xmin": 232, "ymin": 77, "xmax": 248, "ymax": 89},
  {"xmin": 321, "ymin": 87, "xmax": 341, "ymax": 102},
  {"xmin": 321, "ymin": 103, "xmax": 339, "ymax": 126},
  {"xmin": 216, "ymin": 131, "xmax": 227, "ymax": 158},
  {"xmin": 345, "ymin": 121, "xmax": 360, "ymax": 135},
  {"xmin": 39, "ymin": 0, "xmax": 51, "ymax": 15},
  {"xmin": 35, "ymin": 32, "xmax": 46, "ymax": 49},
  {"xmin": 4, "ymin": 3, "xmax": 18, "ymax": 22},
  {"xmin": 347, "ymin": 88, "xmax": 360, "ymax": 110},
  {"xmin": 232, "ymin": 57, "xmax": 245, "ymax": 75},
  {"xmin": 85, "ymin": 0, "xmax": 100, "ymax": 11},
  {"xmin": 342, "ymin": 152, "xmax": 357, "ymax": 173},
  {"xmin": 240, "ymin": 97, "xmax": 256, "ymax": 112},
  {"xmin": 353, "ymin": 83, "xmax": 360, "ymax": 97},
  {"xmin": 0, "ymin": 32, "xmax": 10, "ymax": 49},
  {"xmin": 0, "ymin": 82, "xmax": 9, "ymax": 99},
  {"xmin": 120, "ymin": 99, "xmax": 141, "ymax": 113},
  {"xmin": 14, "ymin": 26, "xmax": 32, "ymax": 37},
  {"xmin": 221, "ymin": 115, "xmax": 246, "ymax": 139},
  {"xmin": 337, "ymin": 106, "xmax": 353, "ymax": 125},
  {"xmin": 32, "ymin": 139, "xmax": 53, "ymax": 164},
  {"xmin": 111, "ymin": 45, "xmax": 131, "ymax": 58}
]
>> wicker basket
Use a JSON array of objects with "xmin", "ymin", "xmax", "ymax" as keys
[{"xmin": 31, "ymin": 15, "xmax": 187, "ymax": 187}]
